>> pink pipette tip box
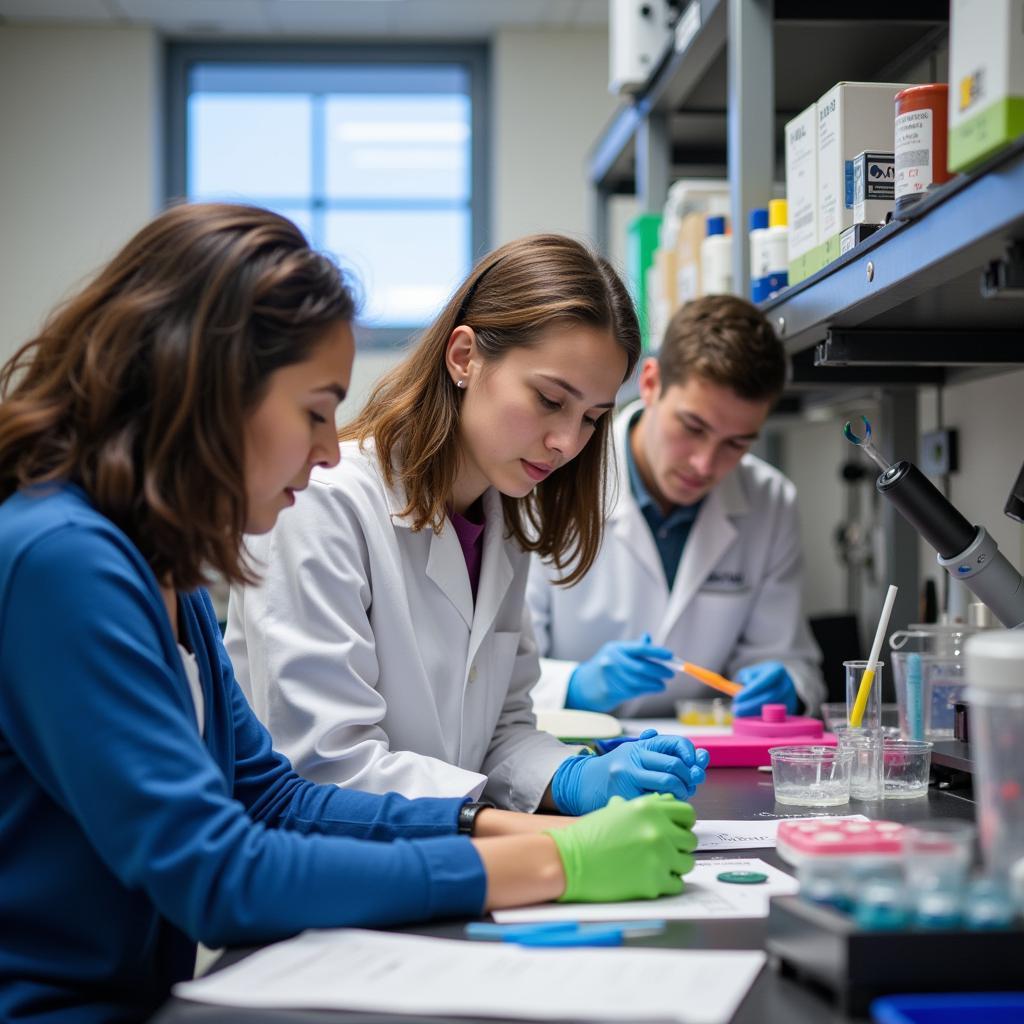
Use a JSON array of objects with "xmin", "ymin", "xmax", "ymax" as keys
[{"xmin": 776, "ymin": 818, "xmax": 906, "ymax": 865}]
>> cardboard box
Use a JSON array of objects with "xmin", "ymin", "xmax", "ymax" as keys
[
  {"xmin": 784, "ymin": 103, "xmax": 821, "ymax": 284},
  {"xmin": 949, "ymin": 0, "xmax": 1024, "ymax": 171},
  {"xmin": 818, "ymin": 82, "xmax": 908, "ymax": 265},
  {"xmin": 674, "ymin": 211, "xmax": 708, "ymax": 304}
]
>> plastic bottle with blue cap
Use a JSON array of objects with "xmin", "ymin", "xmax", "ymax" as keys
[{"xmin": 700, "ymin": 215, "xmax": 732, "ymax": 296}]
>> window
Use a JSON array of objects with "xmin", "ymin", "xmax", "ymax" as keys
[{"xmin": 168, "ymin": 45, "xmax": 488, "ymax": 341}]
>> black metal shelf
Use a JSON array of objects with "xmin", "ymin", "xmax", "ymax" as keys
[
  {"xmin": 762, "ymin": 136, "xmax": 1024, "ymax": 383},
  {"xmin": 588, "ymin": 1, "xmax": 948, "ymax": 193}
]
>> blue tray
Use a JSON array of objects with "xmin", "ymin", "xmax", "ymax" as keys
[{"xmin": 872, "ymin": 993, "xmax": 1024, "ymax": 1023}]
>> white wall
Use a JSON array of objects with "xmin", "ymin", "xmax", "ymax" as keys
[
  {"xmin": 919, "ymin": 371, "xmax": 1024, "ymax": 574},
  {"xmin": 0, "ymin": 22, "xmax": 616, "ymax": 397},
  {"xmin": 0, "ymin": 25, "xmax": 161, "ymax": 365},
  {"xmin": 491, "ymin": 27, "xmax": 618, "ymax": 246}
]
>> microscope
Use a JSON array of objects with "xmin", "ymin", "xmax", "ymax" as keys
[{"xmin": 845, "ymin": 417, "xmax": 1024, "ymax": 629}]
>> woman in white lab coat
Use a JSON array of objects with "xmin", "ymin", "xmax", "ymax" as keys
[{"xmin": 227, "ymin": 234, "xmax": 707, "ymax": 815}]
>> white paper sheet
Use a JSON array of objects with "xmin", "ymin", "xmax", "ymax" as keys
[
  {"xmin": 695, "ymin": 815, "xmax": 869, "ymax": 851},
  {"xmin": 174, "ymin": 928, "xmax": 766, "ymax": 1024},
  {"xmin": 492, "ymin": 857, "xmax": 798, "ymax": 924}
]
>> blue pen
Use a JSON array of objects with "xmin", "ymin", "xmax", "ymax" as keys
[
  {"xmin": 513, "ymin": 927, "xmax": 624, "ymax": 947},
  {"xmin": 465, "ymin": 920, "xmax": 667, "ymax": 946}
]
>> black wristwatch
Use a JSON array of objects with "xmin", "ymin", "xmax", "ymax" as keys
[{"xmin": 457, "ymin": 800, "xmax": 495, "ymax": 835}]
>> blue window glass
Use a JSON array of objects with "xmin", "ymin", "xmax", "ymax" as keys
[{"xmin": 183, "ymin": 60, "xmax": 478, "ymax": 335}]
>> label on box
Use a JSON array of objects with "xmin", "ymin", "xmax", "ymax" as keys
[
  {"xmin": 854, "ymin": 152, "xmax": 895, "ymax": 203},
  {"xmin": 895, "ymin": 109, "xmax": 933, "ymax": 198}
]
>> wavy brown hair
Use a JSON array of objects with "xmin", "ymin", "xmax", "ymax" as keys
[
  {"xmin": 0, "ymin": 202, "xmax": 355, "ymax": 590},
  {"xmin": 341, "ymin": 234, "xmax": 640, "ymax": 585}
]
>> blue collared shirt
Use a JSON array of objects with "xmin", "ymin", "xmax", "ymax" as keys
[{"xmin": 625, "ymin": 414, "xmax": 702, "ymax": 591}]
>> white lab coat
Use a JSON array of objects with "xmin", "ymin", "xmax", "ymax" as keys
[
  {"xmin": 225, "ymin": 440, "xmax": 580, "ymax": 812},
  {"xmin": 527, "ymin": 401, "xmax": 825, "ymax": 716}
]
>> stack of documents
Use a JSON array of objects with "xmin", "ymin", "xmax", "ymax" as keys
[{"xmin": 175, "ymin": 928, "xmax": 766, "ymax": 1024}]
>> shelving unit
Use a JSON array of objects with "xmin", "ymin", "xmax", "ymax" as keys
[{"xmin": 588, "ymin": 0, "xmax": 1024, "ymax": 642}]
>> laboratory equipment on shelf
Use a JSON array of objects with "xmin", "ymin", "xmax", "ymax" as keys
[{"xmin": 843, "ymin": 415, "xmax": 1024, "ymax": 629}]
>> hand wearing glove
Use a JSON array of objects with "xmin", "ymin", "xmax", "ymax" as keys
[
  {"xmin": 546, "ymin": 793, "xmax": 697, "ymax": 902},
  {"xmin": 733, "ymin": 660, "xmax": 798, "ymax": 717},
  {"xmin": 551, "ymin": 728, "xmax": 710, "ymax": 816},
  {"xmin": 566, "ymin": 633, "xmax": 676, "ymax": 712}
]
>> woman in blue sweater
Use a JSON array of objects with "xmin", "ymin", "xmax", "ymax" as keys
[{"xmin": 0, "ymin": 203, "xmax": 697, "ymax": 1023}]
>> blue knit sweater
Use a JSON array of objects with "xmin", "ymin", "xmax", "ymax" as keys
[{"xmin": 0, "ymin": 484, "xmax": 485, "ymax": 1023}]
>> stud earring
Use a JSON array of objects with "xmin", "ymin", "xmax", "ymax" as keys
[{"xmin": 456, "ymin": 379, "xmax": 467, "ymax": 389}]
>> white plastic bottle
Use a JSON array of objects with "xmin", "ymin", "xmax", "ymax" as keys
[
  {"xmin": 748, "ymin": 208, "xmax": 770, "ymax": 301},
  {"xmin": 700, "ymin": 215, "xmax": 732, "ymax": 296},
  {"xmin": 751, "ymin": 200, "xmax": 789, "ymax": 302}
]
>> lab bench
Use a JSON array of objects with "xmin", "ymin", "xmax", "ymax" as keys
[{"xmin": 151, "ymin": 765, "xmax": 977, "ymax": 1024}]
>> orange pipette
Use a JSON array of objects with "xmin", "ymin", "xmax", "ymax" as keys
[{"xmin": 663, "ymin": 659, "xmax": 743, "ymax": 698}]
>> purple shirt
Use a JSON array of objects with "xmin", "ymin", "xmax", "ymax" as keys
[{"xmin": 450, "ymin": 505, "xmax": 485, "ymax": 601}]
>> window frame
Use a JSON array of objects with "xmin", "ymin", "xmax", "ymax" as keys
[{"xmin": 165, "ymin": 40, "xmax": 490, "ymax": 348}]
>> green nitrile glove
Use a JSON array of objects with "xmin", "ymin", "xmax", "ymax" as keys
[{"xmin": 546, "ymin": 793, "xmax": 697, "ymax": 903}]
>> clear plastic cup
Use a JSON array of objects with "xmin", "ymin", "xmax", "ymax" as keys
[
  {"xmin": 835, "ymin": 727, "xmax": 884, "ymax": 801},
  {"xmin": 881, "ymin": 738, "xmax": 932, "ymax": 799},
  {"xmin": 769, "ymin": 745, "xmax": 853, "ymax": 807},
  {"xmin": 965, "ymin": 632, "xmax": 1024, "ymax": 889},
  {"xmin": 903, "ymin": 820, "xmax": 975, "ymax": 893}
]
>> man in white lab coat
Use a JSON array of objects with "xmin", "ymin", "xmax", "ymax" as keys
[{"xmin": 527, "ymin": 295, "xmax": 824, "ymax": 718}]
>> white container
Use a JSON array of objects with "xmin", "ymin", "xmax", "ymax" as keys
[
  {"xmin": 817, "ymin": 82, "xmax": 909, "ymax": 265},
  {"xmin": 964, "ymin": 630, "xmax": 1024, "ymax": 891},
  {"xmin": 700, "ymin": 215, "xmax": 732, "ymax": 296},
  {"xmin": 608, "ymin": 0, "xmax": 672, "ymax": 95},
  {"xmin": 748, "ymin": 207, "xmax": 770, "ymax": 299},
  {"xmin": 750, "ymin": 199, "xmax": 788, "ymax": 302},
  {"xmin": 949, "ymin": 0, "xmax": 1024, "ymax": 171},
  {"xmin": 660, "ymin": 179, "xmax": 729, "ymax": 250},
  {"xmin": 784, "ymin": 102, "xmax": 819, "ymax": 284}
]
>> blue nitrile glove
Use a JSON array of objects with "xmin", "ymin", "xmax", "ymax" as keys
[
  {"xmin": 551, "ymin": 728, "xmax": 710, "ymax": 815},
  {"xmin": 566, "ymin": 634, "xmax": 676, "ymax": 712},
  {"xmin": 732, "ymin": 661, "xmax": 798, "ymax": 717}
]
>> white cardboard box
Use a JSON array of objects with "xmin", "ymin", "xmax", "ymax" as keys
[
  {"xmin": 818, "ymin": 82, "xmax": 908, "ymax": 264},
  {"xmin": 949, "ymin": 0, "xmax": 1024, "ymax": 171},
  {"xmin": 784, "ymin": 103, "xmax": 819, "ymax": 284}
]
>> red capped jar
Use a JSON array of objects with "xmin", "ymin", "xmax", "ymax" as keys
[{"xmin": 894, "ymin": 83, "xmax": 951, "ymax": 213}]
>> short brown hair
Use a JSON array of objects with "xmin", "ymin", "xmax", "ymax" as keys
[
  {"xmin": 658, "ymin": 294, "xmax": 787, "ymax": 401},
  {"xmin": 341, "ymin": 234, "xmax": 640, "ymax": 586},
  {"xmin": 0, "ymin": 202, "xmax": 356, "ymax": 590}
]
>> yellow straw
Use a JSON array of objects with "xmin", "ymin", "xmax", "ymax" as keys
[{"xmin": 849, "ymin": 584, "xmax": 899, "ymax": 728}]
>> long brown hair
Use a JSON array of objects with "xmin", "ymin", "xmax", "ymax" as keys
[
  {"xmin": 0, "ymin": 202, "xmax": 355, "ymax": 590},
  {"xmin": 341, "ymin": 234, "xmax": 640, "ymax": 585}
]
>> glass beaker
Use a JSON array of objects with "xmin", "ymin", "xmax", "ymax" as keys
[
  {"xmin": 843, "ymin": 660, "xmax": 884, "ymax": 800},
  {"xmin": 890, "ymin": 625, "xmax": 977, "ymax": 740}
]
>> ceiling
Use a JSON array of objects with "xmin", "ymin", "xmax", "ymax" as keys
[{"xmin": 0, "ymin": 0, "xmax": 609, "ymax": 38}]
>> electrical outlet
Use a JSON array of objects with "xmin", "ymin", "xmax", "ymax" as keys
[{"xmin": 919, "ymin": 428, "xmax": 959, "ymax": 476}]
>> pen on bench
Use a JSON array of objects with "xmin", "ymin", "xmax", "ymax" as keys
[{"xmin": 465, "ymin": 920, "xmax": 667, "ymax": 947}]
